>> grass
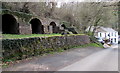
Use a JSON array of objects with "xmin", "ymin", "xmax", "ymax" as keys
[
  {"xmin": 2, "ymin": 34, "xmax": 85, "ymax": 39},
  {"xmin": 2, "ymin": 34, "xmax": 61, "ymax": 39},
  {"xmin": 73, "ymin": 43, "xmax": 104, "ymax": 48}
]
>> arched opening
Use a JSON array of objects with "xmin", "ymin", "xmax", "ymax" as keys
[
  {"xmin": 50, "ymin": 22, "xmax": 56, "ymax": 27},
  {"xmin": 30, "ymin": 18, "xmax": 44, "ymax": 34},
  {"xmin": 49, "ymin": 22, "xmax": 58, "ymax": 33},
  {"xmin": 2, "ymin": 14, "xmax": 19, "ymax": 34}
]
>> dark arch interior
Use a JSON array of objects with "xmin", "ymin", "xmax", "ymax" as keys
[
  {"xmin": 61, "ymin": 24, "xmax": 66, "ymax": 29},
  {"xmin": 50, "ymin": 22, "xmax": 56, "ymax": 27},
  {"xmin": 30, "ymin": 18, "xmax": 44, "ymax": 34},
  {"xmin": 2, "ymin": 14, "xmax": 19, "ymax": 34},
  {"xmin": 49, "ymin": 22, "xmax": 58, "ymax": 33}
]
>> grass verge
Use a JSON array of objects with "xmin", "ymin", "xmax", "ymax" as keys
[
  {"xmin": 72, "ymin": 43, "xmax": 104, "ymax": 48},
  {"xmin": 2, "ymin": 34, "xmax": 85, "ymax": 39},
  {"xmin": 2, "ymin": 34, "xmax": 61, "ymax": 39}
]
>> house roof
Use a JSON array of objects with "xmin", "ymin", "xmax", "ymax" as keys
[{"xmin": 101, "ymin": 27, "xmax": 117, "ymax": 32}]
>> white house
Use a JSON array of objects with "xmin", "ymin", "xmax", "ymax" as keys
[{"xmin": 86, "ymin": 26, "xmax": 118, "ymax": 44}]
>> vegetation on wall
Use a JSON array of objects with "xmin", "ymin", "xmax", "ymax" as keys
[
  {"xmin": 2, "ymin": 35, "xmax": 90, "ymax": 63},
  {"xmin": 60, "ymin": 21, "xmax": 71, "ymax": 27},
  {"xmin": 2, "ymin": 9, "xmax": 33, "ymax": 22}
]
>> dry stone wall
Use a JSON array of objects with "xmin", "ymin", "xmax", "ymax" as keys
[{"xmin": 2, "ymin": 35, "xmax": 90, "ymax": 61}]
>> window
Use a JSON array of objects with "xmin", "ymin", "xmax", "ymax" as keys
[
  {"xmin": 100, "ymin": 33, "xmax": 102, "ymax": 37},
  {"xmin": 108, "ymin": 33, "xmax": 110, "ymax": 37},
  {"xmin": 114, "ymin": 38, "xmax": 116, "ymax": 43},
  {"xmin": 105, "ymin": 33, "xmax": 106, "ymax": 37},
  {"xmin": 112, "ymin": 33, "xmax": 113, "ymax": 36},
  {"xmin": 115, "ymin": 32, "xmax": 116, "ymax": 37}
]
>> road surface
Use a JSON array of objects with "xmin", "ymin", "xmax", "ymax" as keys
[
  {"xmin": 58, "ymin": 45, "xmax": 118, "ymax": 71},
  {"xmin": 3, "ymin": 47, "xmax": 102, "ymax": 71}
]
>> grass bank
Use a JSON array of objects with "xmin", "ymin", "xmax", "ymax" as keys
[
  {"xmin": 2, "ymin": 34, "xmax": 85, "ymax": 39},
  {"xmin": 72, "ymin": 43, "xmax": 104, "ymax": 49},
  {"xmin": 2, "ymin": 34, "xmax": 61, "ymax": 39}
]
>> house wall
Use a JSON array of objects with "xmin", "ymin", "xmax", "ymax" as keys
[{"xmin": 97, "ymin": 32, "xmax": 118, "ymax": 44}]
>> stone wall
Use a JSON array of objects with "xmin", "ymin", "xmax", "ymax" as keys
[
  {"xmin": 18, "ymin": 18, "xmax": 61, "ymax": 34},
  {"xmin": 2, "ymin": 12, "xmax": 61, "ymax": 34},
  {"xmin": 2, "ymin": 35, "xmax": 90, "ymax": 61}
]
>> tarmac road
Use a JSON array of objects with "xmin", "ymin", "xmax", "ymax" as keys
[
  {"xmin": 3, "ymin": 47, "xmax": 103, "ymax": 71},
  {"xmin": 58, "ymin": 45, "xmax": 118, "ymax": 71}
]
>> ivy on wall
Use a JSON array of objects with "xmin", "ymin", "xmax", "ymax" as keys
[
  {"xmin": 60, "ymin": 21, "xmax": 71, "ymax": 27},
  {"xmin": 2, "ymin": 9, "xmax": 33, "ymax": 22},
  {"xmin": 2, "ymin": 35, "xmax": 90, "ymax": 62}
]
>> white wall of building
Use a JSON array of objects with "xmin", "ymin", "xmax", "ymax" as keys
[{"xmin": 97, "ymin": 32, "xmax": 118, "ymax": 44}]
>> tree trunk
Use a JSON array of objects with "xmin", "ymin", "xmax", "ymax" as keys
[{"xmin": 92, "ymin": 18, "xmax": 101, "ymax": 36}]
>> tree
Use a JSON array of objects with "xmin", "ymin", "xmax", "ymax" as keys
[{"xmin": 2, "ymin": 2, "xmax": 118, "ymax": 34}]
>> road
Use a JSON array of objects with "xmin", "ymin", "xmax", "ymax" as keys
[
  {"xmin": 58, "ymin": 45, "xmax": 119, "ymax": 71},
  {"xmin": 2, "ymin": 45, "xmax": 119, "ymax": 71},
  {"xmin": 3, "ymin": 47, "xmax": 102, "ymax": 71}
]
